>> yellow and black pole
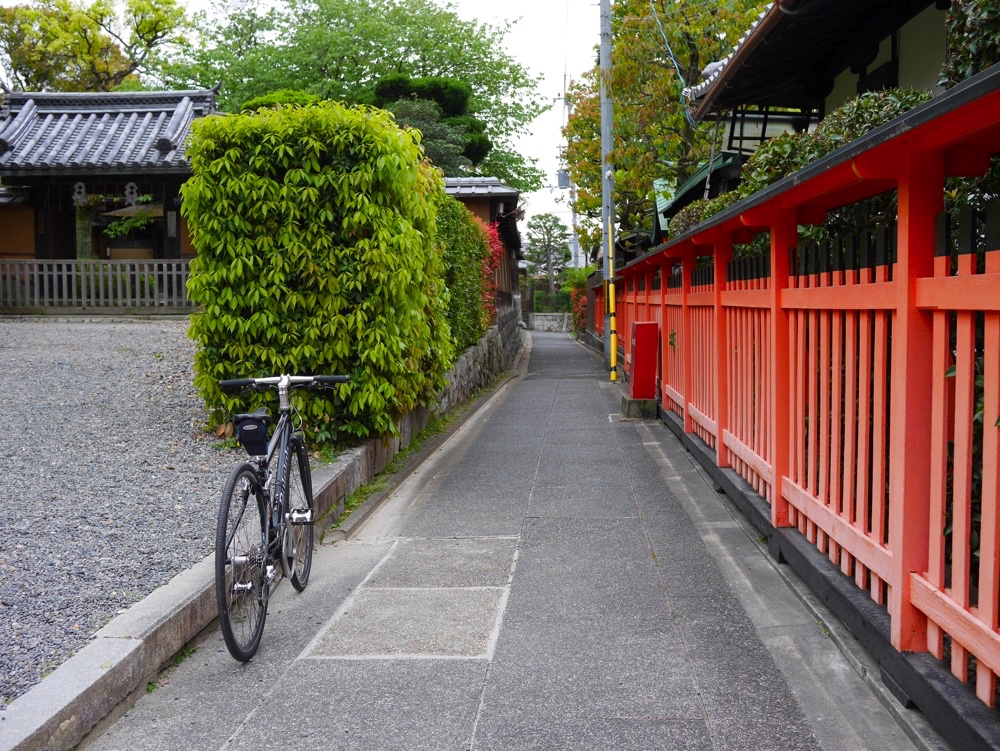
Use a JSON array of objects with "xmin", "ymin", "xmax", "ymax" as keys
[{"xmin": 607, "ymin": 217, "xmax": 617, "ymax": 382}]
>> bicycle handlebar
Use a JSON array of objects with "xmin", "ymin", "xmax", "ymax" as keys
[{"xmin": 219, "ymin": 375, "xmax": 350, "ymax": 390}]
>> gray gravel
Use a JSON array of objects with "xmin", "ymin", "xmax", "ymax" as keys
[{"xmin": 0, "ymin": 318, "xmax": 236, "ymax": 709}]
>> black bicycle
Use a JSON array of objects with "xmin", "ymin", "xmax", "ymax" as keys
[{"xmin": 214, "ymin": 374, "xmax": 349, "ymax": 662}]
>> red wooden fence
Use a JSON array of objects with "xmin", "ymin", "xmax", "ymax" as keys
[{"xmin": 608, "ymin": 67, "xmax": 1000, "ymax": 720}]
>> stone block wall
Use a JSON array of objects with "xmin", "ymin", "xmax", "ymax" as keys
[{"xmin": 527, "ymin": 312, "xmax": 571, "ymax": 332}]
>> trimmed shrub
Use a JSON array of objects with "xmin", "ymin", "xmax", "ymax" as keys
[
  {"xmin": 240, "ymin": 90, "xmax": 321, "ymax": 111},
  {"xmin": 182, "ymin": 101, "xmax": 454, "ymax": 441},
  {"xmin": 436, "ymin": 194, "xmax": 491, "ymax": 350}
]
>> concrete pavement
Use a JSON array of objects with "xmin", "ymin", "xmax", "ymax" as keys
[{"xmin": 81, "ymin": 332, "xmax": 944, "ymax": 751}]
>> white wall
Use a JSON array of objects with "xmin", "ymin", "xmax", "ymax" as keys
[{"xmin": 824, "ymin": 5, "xmax": 947, "ymax": 114}]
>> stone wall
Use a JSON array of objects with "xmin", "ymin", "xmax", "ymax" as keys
[{"xmin": 527, "ymin": 312, "xmax": 571, "ymax": 332}]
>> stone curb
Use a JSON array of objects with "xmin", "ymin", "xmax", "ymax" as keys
[{"xmin": 0, "ymin": 331, "xmax": 528, "ymax": 751}]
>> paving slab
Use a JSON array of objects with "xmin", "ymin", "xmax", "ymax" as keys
[
  {"xmin": 472, "ymin": 717, "xmax": 716, "ymax": 751},
  {"xmin": 225, "ymin": 660, "xmax": 488, "ymax": 751},
  {"xmin": 309, "ymin": 587, "xmax": 505, "ymax": 658},
  {"xmin": 526, "ymin": 483, "xmax": 640, "ymax": 518},
  {"xmin": 367, "ymin": 538, "xmax": 517, "ymax": 588},
  {"xmin": 480, "ymin": 619, "xmax": 700, "ymax": 722}
]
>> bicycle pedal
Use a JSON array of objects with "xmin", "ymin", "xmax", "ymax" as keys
[
  {"xmin": 290, "ymin": 509, "xmax": 314, "ymax": 525},
  {"xmin": 266, "ymin": 565, "xmax": 279, "ymax": 582},
  {"xmin": 231, "ymin": 581, "xmax": 253, "ymax": 594}
]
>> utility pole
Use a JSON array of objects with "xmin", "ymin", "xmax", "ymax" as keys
[{"xmin": 599, "ymin": 0, "xmax": 617, "ymax": 381}]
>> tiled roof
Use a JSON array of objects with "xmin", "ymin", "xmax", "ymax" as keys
[
  {"xmin": 682, "ymin": 0, "xmax": 939, "ymax": 118},
  {"xmin": 0, "ymin": 90, "xmax": 216, "ymax": 175},
  {"xmin": 682, "ymin": 7, "xmax": 769, "ymax": 105},
  {"xmin": 444, "ymin": 176, "xmax": 519, "ymax": 198}
]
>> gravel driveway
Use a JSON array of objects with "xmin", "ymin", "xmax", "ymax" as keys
[{"xmin": 0, "ymin": 318, "xmax": 235, "ymax": 709}]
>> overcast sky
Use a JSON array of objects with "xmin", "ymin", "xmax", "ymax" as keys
[{"xmin": 444, "ymin": 0, "xmax": 601, "ymax": 249}]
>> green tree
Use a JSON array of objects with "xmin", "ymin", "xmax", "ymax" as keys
[
  {"xmin": 388, "ymin": 98, "xmax": 471, "ymax": 175},
  {"xmin": 525, "ymin": 213, "xmax": 571, "ymax": 295},
  {"xmin": 163, "ymin": 0, "xmax": 546, "ymax": 191},
  {"xmin": 0, "ymin": 0, "xmax": 187, "ymax": 91},
  {"xmin": 370, "ymin": 74, "xmax": 493, "ymax": 170},
  {"xmin": 563, "ymin": 0, "xmax": 765, "ymax": 245}
]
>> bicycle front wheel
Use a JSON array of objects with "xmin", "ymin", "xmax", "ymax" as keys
[
  {"xmin": 215, "ymin": 463, "xmax": 268, "ymax": 662},
  {"xmin": 285, "ymin": 438, "xmax": 315, "ymax": 592}
]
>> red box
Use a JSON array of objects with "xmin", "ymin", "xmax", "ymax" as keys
[{"xmin": 629, "ymin": 321, "xmax": 659, "ymax": 400}]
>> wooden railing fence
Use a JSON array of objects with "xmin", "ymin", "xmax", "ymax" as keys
[
  {"xmin": 0, "ymin": 259, "xmax": 193, "ymax": 313},
  {"xmin": 599, "ymin": 66, "xmax": 1000, "ymax": 750}
]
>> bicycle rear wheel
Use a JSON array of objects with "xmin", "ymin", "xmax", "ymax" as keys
[
  {"xmin": 285, "ymin": 438, "xmax": 314, "ymax": 591},
  {"xmin": 215, "ymin": 463, "xmax": 268, "ymax": 662}
]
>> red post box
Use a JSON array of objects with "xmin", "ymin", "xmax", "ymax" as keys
[{"xmin": 629, "ymin": 321, "xmax": 659, "ymax": 400}]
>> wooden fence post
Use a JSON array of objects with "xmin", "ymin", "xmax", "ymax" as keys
[
  {"xmin": 771, "ymin": 210, "xmax": 795, "ymax": 527},
  {"xmin": 714, "ymin": 233, "xmax": 733, "ymax": 468},
  {"xmin": 889, "ymin": 149, "xmax": 941, "ymax": 652},
  {"xmin": 682, "ymin": 253, "xmax": 695, "ymax": 433}
]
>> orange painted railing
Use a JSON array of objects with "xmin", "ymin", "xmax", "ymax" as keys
[{"xmin": 608, "ymin": 66, "xmax": 1000, "ymax": 724}]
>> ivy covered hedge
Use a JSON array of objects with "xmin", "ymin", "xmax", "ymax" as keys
[
  {"xmin": 436, "ymin": 194, "xmax": 492, "ymax": 351},
  {"xmin": 182, "ymin": 101, "xmax": 454, "ymax": 440}
]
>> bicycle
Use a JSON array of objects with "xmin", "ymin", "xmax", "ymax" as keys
[{"xmin": 214, "ymin": 373, "xmax": 349, "ymax": 662}]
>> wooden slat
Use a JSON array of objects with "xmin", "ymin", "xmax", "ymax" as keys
[
  {"xmin": 916, "ymin": 273, "xmax": 1000, "ymax": 311},
  {"xmin": 782, "ymin": 281, "xmax": 897, "ymax": 310},
  {"xmin": 722, "ymin": 289, "xmax": 770, "ymax": 309},
  {"xmin": 783, "ymin": 477, "xmax": 894, "ymax": 582},
  {"xmin": 723, "ymin": 429, "xmax": 774, "ymax": 486},
  {"xmin": 911, "ymin": 575, "xmax": 1000, "ymax": 677},
  {"xmin": 689, "ymin": 403, "xmax": 717, "ymax": 438}
]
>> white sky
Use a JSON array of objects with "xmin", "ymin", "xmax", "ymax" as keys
[{"xmin": 443, "ymin": 0, "xmax": 600, "ymax": 244}]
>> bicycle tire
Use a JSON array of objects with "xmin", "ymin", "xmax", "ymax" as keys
[
  {"xmin": 215, "ymin": 463, "xmax": 268, "ymax": 662},
  {"xmin": 286, "ymin": 438, "xmax": 314, "ymax": 592}
]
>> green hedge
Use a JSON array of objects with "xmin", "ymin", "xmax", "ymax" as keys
[
  {"xmin": 436, "ymin": 194, "xmax": 490, "ymax": 350},
  {"xmin": 533, "ymin": 289, "xmax": 571, "ymax": 313},
  {"xmin": 182, "ymin": 101, "xmax": 454, "ymax": 441},
  {"xmin": 668, "ymin": 89, "xmax": 933, "ymax": 243}
]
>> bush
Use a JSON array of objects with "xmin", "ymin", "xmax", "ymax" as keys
[
  {"xmin": 667, "ymin": 89, "xmax": 933, "ymax": 241},
  {"xmin": 669, "ymin": 190, "xmax": 738, "ymax": 237},
  {"xmin": 182, "ymin": 101, "xmax": 454, "ymax": 441},
  {"xmin": 532, "ymin": 289, "xmax": 571, "ymax": 313},
  {"xmin": 240, "ymin": 90, "xmax": 320, "ymax": 111},
  {"xmin": 436, "ymin": 194, "xmax": 491, "ymax": 350},
  {"xmin": 941, "ymin": 1, "xmax": 1000, "ymax": 88}
]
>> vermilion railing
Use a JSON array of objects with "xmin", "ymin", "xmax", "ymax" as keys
[{"xmin": 608, "ymin": 65, "xmax": 1000, "ymax": 725}]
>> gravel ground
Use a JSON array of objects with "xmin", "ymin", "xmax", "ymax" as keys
[{"xmin": 0, "ymin": 318, "xmax": 236, "ymax": 709}]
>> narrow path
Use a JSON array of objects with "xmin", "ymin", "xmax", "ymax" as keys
[{"xmin": 84, "ymin": 332, "xmax": 923, "ymax": 751}]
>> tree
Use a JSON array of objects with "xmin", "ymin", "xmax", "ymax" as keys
[
  {"xmin": 0, "ymin": 0, "xmax": 187, "ymax": 91},
  {"xmin": 562, "ymin": 0, "xmax": 765, "ymax": 247},
  {"xmin": 371, "ymin": 74, "xmax": 493, "ymax": 172},
  {"xmin": 162, "ymin": 0, "xmax": 547, "ymax": 191},
  {"xmin": 388, "ymin": 98, "xmax": 471, "ymax": 175},
  {"xmin": 525, "ymin": 213, "xmax": 571, "ymax": 295}
]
